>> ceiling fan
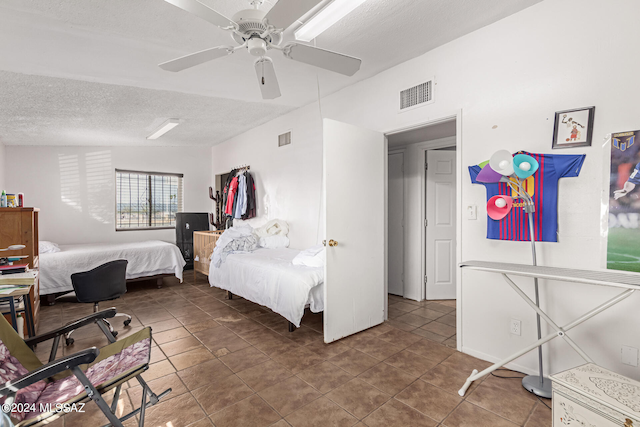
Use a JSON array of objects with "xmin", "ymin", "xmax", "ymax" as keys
[{"xmin": 159, "ymin": 0, "xmax": 362, "ymax": 99}]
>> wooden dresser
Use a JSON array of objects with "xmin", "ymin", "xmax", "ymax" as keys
[{"xmin": 0, "ymin": 208, "xmax": 40, "ymax": 332}]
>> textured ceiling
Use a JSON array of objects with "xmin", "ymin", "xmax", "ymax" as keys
[
  {"xmin": 0, "ymin": 71, "xmax": 294, "ymax": 146},
  {"xmin": 0, "ymin": 0, "xmax": 542, "ymax": 146}
]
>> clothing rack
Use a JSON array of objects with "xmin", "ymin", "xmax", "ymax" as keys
[
  {"xmin": 233, "ymin": 165, "xmax": 251, "ymax": 172},
  {"xmin": 220, "ymin": 165, "xmax": 257, "ymax": 229}
]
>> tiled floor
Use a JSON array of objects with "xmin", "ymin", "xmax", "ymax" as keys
[{"xmin": 35, "ymin": 274, "xmax": 551, "ymax": 427}]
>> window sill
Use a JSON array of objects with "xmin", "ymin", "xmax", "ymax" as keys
[{"xmin": 116, "ymin": 227, "xmax": 176, "ymax": 232}]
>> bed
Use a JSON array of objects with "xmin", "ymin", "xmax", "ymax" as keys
[
  {"xmin": 208, "ymin": 247, "xmax": 324, "ymax": 328},
  {"xmin": 39, "ymin": 240, "xmax": 186, "ymax": 299}
]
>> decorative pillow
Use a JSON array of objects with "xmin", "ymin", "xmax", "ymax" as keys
[
  {"xmin": 39, "ymin": 241, "xmax": 60, "ymax": 254},
  {"xmin": 258, "ymin": 235, "xmax": 290, "ymax": 249},
  {"xmin": 0, "ymin": 340, "xmax": 47, "ymax": 422}
]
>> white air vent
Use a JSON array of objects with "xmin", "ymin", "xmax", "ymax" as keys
[
  {"xmin": 278, "ymin": 131, "xmax": 292, "ymax": 147},
  {"xmin": 400, "ymin": 80, "xmax": 433, "ymax": 112}
]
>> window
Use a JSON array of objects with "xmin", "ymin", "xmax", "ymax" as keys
[{"xmin": 115, "ymin": 169, "xmax": 183, "ymax": 230}]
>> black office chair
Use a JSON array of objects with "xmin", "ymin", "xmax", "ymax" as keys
[{"xmin": 65, "ymin": 259, "xmax": 132, "ymax": 346}]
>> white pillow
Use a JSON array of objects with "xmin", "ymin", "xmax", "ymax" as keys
[
  {"xmin": 39, "ymin": 241, "xmax": 60, "ymax": 254},
  {"xmin": 258, "ymin": 235, "xmax": 290, "ymax": 249},
  {"xmin": 292, "ymin": 245, "xmax": 325, "ymax": 268}
]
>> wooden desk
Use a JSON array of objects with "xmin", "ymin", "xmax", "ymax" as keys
[
  {"xmin": 0, "ymin": 271, "xmax": 38, "ymax": 338},
  {"xmin": 0, "ymin": 286, "xmax": 35, "ymax": 338},
  {"xmin": 0, "ymin": 207, "xmax": 40, "ymax": 332}
]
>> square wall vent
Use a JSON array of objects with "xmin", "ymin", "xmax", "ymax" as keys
[
  {"xmin": 400, "ymin": 80, "xmax": 434, "ymax": 112},
  {"xmin": 278, "ymin": 131, "xmax": 292, "ymax": 147}
]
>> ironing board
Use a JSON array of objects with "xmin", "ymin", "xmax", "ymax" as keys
[{"xmin": 457, "ymin": 260, "xmax": 640, "ymax": 397}]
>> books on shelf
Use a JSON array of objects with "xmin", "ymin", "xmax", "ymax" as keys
[
  {"xmin": 0, "ymin": 263, "xmax": 28, "ymax": 275},
  {"xmin": 0, "ymin": 270, "xmax": 37, "ymax": 285}
]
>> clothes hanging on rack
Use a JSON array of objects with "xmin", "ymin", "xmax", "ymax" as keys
[
  {"xmin": 235, "ymin": 174, "xmax": 247, "ymax": 219},
  {"xmin": 225, "ymin": 176, "xmax": 239, "ymax": 216},
  {"xmin": 222, "ymin": 169, "xmax": 237, "ymax": 216},
  {"xmin": 242, "ymin": 172, "xmax": 256, "ymax": 220},
  {"xmin": 221, "ymin": 169, "xmax": 257, "ymax": 224}
]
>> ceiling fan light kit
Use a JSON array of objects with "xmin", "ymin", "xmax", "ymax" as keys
[
  {"xmin": 248, "ymin": 38, "xmax": 268, "ymax": 57},
  {"xmin": 159, "ymin": 0, "xmax": 363, "ymax": 99}
]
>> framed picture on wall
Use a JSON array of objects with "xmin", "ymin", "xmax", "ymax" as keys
[{"xmin": 552, "ymin": 106, "xmax": 595, "ymax": 149}]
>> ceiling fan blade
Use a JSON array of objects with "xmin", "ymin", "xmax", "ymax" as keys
[
  {"xmin": 283, "ymin": 43, "xmax": 361, "ymax": 76},
  {"xmin": 264, "ymin": 0, "xmax": 323, "ymax": 31},
  {"xmin": 163, "ymin": 0, "xmax": 236, "ymax": 28},
  {"xmin": 255, "ymin": 58, "xmax": 281, "ymax": 100},
  {"xmin": 159, "ymin": 46, "xmax": 233, "ymax": 72}
]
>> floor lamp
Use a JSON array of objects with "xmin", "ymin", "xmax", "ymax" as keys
[{"xmin": 478, "ymin": 151, "xmax": 552, "ymax": 398}]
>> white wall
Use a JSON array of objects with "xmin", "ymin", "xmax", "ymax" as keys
[
  {"xmin": 211, "ymin": 105, "xmax": 325, "ymax": 250},
  {"xmin": 0, "ymin": 142, "xmax": 5, "ymax": 192},
  {"xmin": 5, "ymin": 145, "xmax": 211, "ymax": 245},
  {"xmin": 212, "ymin": 0, "xmax": 640, "ymax": 379}
]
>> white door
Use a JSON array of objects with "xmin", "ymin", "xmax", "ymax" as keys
[
  {"xmin": 425, "ymin": 150, "xmax": 457, "ymax": 300},
  {"xmin": 324, "ymin": 119, "xmax": 386, "ymax": 343},
  {"xmin": 388, "ymin": 153, "xmax": 404, "ymax": 296}
]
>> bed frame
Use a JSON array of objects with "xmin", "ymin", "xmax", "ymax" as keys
[
  {"xmin": 228, "ymin": 291, "xmax": 297, "ymax": 332},
  {"xmin": 42, "ymin": 273, "xmax": 172, "ymax": 306}
]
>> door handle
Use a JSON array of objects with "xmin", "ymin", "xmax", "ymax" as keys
[{"xmin": 329, "ymin": 240, "xmax": 338, "ymax": 247}]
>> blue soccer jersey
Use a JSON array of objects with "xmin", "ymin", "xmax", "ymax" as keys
[
  {"xmin": 628, "ymin": 163, "xmax": 640, "ymax": 185},
  {"xmin": 469, "ymin": 152, "xmax": 585, "ymax": 242}
]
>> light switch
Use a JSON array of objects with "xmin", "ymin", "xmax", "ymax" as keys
[{"xmin": 467, "ymin": 205, "xmax": 477, "ymax": 220}]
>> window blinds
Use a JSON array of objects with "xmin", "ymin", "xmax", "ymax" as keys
[{"xmin": 115, "ymin": 169, "xmax": 184, "ymax": 230}]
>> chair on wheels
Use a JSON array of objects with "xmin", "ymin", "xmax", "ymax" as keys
[
  {"xmin": 0, "ymin": 307, "xmax": 170, "ymax": 426},
  {"xmin": 65, "ymin": 260, "xmax": 132, "ymax": 346}
]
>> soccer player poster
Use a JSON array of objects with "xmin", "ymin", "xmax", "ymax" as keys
[{"xmin": 609, "ymin": 130, "xmax": 640, "ymax": 272}]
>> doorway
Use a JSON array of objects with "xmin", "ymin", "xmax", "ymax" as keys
[
  {"xmin": 320, "ymin": 115, "xmax": 460, "ymax": 346},
  {"xmin": 385, "ymin": 118, "xmax": 458, "ymax": 345},
  {"xmin": 386, "ymin": 118, "xmax": 457, "ymax": 301}
]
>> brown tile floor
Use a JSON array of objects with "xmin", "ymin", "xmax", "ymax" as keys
[{"xmin": 36, "ymin": 275, "xmax": 551, "ymax": 427}]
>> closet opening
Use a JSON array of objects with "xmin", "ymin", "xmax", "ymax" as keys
[{"xmin": 385, "ymin": 117, "xmax": 458, "ymax": 345}]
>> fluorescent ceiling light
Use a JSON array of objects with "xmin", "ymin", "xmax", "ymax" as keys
[
  {"xmin": 147, "ymin": 119, "xmax": 180, "ymax": 140},
  {"xmin": 294, "ymin": 0, "xmax": 368, "ymax": 42}
]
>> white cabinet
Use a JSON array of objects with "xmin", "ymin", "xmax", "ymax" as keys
[{"xmin": 551, "ymin": 364, "xmax": 639, "ymax": 427}]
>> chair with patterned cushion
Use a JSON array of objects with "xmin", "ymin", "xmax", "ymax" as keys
[{"xmin": 0, "ymin": 307, "xmax": 170, "ymax": 426}]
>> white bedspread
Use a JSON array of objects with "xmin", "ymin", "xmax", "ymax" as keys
[
  {"xmin": 39, "ymin": 240, "xmax": 186, "ymax": 295},
  {"xmin": 208, "ymin": 248, "xmax": 324, "ymax": 327}
]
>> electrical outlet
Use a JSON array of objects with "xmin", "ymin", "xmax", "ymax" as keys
[
  {"xmin": 621, "ymin": 346, "xmax": 639, "ymax": 367},
  {"xmin": 510, "ymin": 319, "xmax": 521, "ymax": 336}
]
